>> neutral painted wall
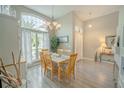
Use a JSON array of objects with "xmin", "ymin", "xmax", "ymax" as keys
[
  {"xmin": 56, "ymin": 12, "xmax": 74, "ymax": 51},
  {"xmin": 83, "ymin": 12, "xmax": 119, "ymax": 60},
  {"xmin": 73, "ymin": 14, "xmax": 84, "ymax": 60},
  {"xmin": 0, "ymin": 15, "xmax": 27, "ymax": 87},
  {"xmin": 0, "ymin": 15, "xmax": 19, "ymax": 65}
]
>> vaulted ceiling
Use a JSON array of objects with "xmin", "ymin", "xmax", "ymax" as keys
[{"xmin": 26, "ymin": 5, "xmax": 121, "ymax": 21}]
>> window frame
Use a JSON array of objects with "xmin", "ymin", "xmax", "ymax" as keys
[
  {"xmin": 21, "ymin": 12, "xmax": 48, "ymax": 32},
  {"xmin": 0, "ymin": 5, "xmax": 16, "ymax": 18},
  {"xmin": 21, "ymin": 13, "xmax": 49, "ymax": 63}
]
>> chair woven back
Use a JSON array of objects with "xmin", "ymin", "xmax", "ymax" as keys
[
  {"xmin": 40, "ymin": 52, "xmax": 46, "ymax": 68},
  {"xmin": 67, "ymin": 53, "xmax": 77, "ymax": 74},
  {"xmin": 43, "ymin": 54, "xmax": 53, "ymax": 68},
  {"xmin": 41, "ymin": 49, "xmax": 49, "ymax": 55}
]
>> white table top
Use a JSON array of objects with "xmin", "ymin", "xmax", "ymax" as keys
[{"xmin": 51, "ymin": 53, "xmax": 69, "ymax": 63}]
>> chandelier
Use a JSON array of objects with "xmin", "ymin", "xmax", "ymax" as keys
[{"xmin": 47, "ymin": 6, "xmax": 61, "ymax": 31}]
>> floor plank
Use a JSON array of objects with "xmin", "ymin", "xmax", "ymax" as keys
[{"xmin": 27, "ymin": 60, "xmax": 115, "ymax": 88}]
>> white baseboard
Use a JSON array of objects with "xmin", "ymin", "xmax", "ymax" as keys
[
  {"xmin": 83, "ymin": 57, "xmax": 94, "ymax": 62},
  {"xmin": 101, "ymin": 60, "xmax": 114, "ymax": 64},
  {"xmin": 76, "ymin": 59, "xmax": 83, "ymax": 62}
]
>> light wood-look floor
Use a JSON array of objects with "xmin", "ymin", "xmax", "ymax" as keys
[{"xmin": 27, "ymin": 60, "xmax": 115, "ymax": 88}]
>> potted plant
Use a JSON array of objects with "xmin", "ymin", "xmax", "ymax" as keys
[{"xmin": 50, "ymin": 35, "xmax": 60, "ymax": 52}]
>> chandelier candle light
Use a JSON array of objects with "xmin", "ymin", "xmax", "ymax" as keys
[{"xmin": 47, "ymin": 6, "xmax": 61, "ymax": 32}]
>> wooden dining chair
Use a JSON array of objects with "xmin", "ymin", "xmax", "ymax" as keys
[
  {"xmin": 43, "ymin": 54, "xmax": 58, "ymax": 80},
  {"xmin": 60, "ymin": 53, "xmax": 77, "ymax": 80},
  {"xmin": 39, "ymin": 52, "xmax": 46, "ymax": 75},
  {"xmin": 41, "ymin": 48, "xmax": 49, "ymax": 54}
]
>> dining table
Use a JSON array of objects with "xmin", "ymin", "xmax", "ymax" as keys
[{"xmin": 51, "ymin": 53, "xmax": 69, "ymax": 81}]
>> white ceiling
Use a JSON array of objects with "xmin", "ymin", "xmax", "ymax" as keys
[{"xmin": 26, "ymin": 5, "xmax": 121, "ymax": 21}]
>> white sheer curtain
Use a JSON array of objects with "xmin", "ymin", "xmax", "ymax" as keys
[
  {"xmin": 21, "ymin": 29, "xmax": 50, "ymax": 64},
  {"xmin": 37, "ymin": 32, "xmax": 50, "ymax": 59},
  {"xmin": 21, "ymin": 14, "xmax": 50, "ymax": 64},
  {"xmin": 22, "ymin": 29, "xmax": 32, "ymax": 63},
  {"xmin": 43, "ymin": 33, "xmax": 50, "ymax": 49}
]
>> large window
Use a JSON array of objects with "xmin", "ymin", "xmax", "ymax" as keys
[
  {"xmin": 0, "ymin": 5, "xmax": 16, "ymax": 17},
  {"xmin": 21, "ymin": 14, "xmax": 49, "ymax": 64}
]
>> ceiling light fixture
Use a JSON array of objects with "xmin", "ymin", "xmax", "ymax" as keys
[
  {"xmin": 88, "ymin": 12, "xmax": 93, "ymax": 28},
  {"xmin": 88, "ymin": 24, "xmax": 92, "ymax": 28},
  {"xmin": 47, "ymin": 6, "xmax": 61, "ymax": 32}
]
